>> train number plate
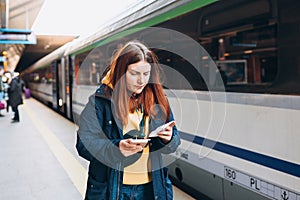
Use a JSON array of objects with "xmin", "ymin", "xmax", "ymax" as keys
[{"xmin": 224, "ymin": 166, "xmax": 299, "ymax": 200}]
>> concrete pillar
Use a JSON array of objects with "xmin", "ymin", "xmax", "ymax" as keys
[{"xmin": 0, "ymin": 0, "xmax": 9, "ymax": 28}]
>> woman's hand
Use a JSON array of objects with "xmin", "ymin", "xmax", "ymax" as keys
[
  {"xmin": 119, "ymin": 139, "xmax": 146, "ymax": 157},
  {"xmin": 157, "ymin": 124, "xmax": 173, "ymax": 143}
]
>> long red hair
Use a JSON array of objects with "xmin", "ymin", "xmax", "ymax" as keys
[{"xmin": 106, "ymin": 40, "xmax": 170, "ymax": 125}]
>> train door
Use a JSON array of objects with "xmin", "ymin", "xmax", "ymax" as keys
[
  {"xmin": 64, "ymin": 55, "xmax": 73, "ymax": 120},
  {"xmin": 57, "ymin": 59, "xmax": 67, "ymax": 116},
  {"xmin": 68, "ymin": 55, "xmax": 74, "ymax": 121},
  {"xmin": 51, "ymin": 61, "xmax": 58, "ymax": 109}
]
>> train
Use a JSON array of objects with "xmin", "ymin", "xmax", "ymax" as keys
[{"xmin": 21, "ymin": 0, "xmax": 300, "ymax": 199}]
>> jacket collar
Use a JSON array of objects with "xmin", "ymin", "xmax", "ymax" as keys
[{"xmin": 95, "ymin": 84, "xmax": 112, "ymax": 100}]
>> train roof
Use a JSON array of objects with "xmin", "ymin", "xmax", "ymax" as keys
[
  {"xmin": 22, "ymin": 0, "xmax": 217, "ymax": 74},
  {"xmin": 65, "ymin": 0, "xmax": 190, "ymax": 55},
  {"xmin": 21, "ymin": 41, "xmax": 74, "ymax": 74}
]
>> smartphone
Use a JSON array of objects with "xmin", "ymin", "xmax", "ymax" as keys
[
  {"xmin": 148, "ymin": 121, "xmax": 176, "ymax": 137},
  {"xmin": 129, "ymin": 138, "xmax": 151, "ymax": 144}
]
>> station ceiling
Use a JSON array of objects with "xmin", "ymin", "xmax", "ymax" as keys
[{"xmin": 0, "ymin": 0, "xmax": 76, "ymax": 72}]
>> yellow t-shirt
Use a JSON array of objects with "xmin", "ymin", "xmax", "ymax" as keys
[
  {"xmin": 101, "ymin": 72, "xmax": 152, "ymax": 184},
  {"xmin": 123, "ymin": 109, "xmax": 152, "ymax": 185}
]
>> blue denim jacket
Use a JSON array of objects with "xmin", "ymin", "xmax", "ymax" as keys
[{"xmin": 76, "ymin": 84, "xmax": 181, "ymax": 200}]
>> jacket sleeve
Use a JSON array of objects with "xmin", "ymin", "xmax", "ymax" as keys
[
  {"xmin": 76, "ymin": 94, "xmax": 125, "ymax": 167},
  {"xmin": 150, "ymin": 106, "xmax": 181, "ymax": 154}
]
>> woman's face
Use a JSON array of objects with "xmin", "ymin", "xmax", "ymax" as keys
[{"xmin": 126, "ymin": 61, "xmax": 151, "ymax": 94}]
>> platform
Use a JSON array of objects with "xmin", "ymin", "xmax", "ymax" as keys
[{"xmin": 0, "ymin": 97, "xmax": 194, "ymax": 199}]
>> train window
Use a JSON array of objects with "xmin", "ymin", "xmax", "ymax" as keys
[
  {"xmin": 74, "ymin": 51, "xmax": 101, "ymax": 86},
  {"xmin": 74, "ymin": 51, "xmax": 90, "ymax": 85},
  {"xmin": 155, "ymin": 49, "xmax": 207, "ymax": 91},
  {"xmin": 74, "ymin": 47, "xmax": 111, "ymax": 86},
  {"xmin": 153, "ymin": 0, "xmax": 278, "ymax": 93},
  {"xmin": 201, "ymin": 24, "xmax": 277, "ymax": 88},
  {"xmin": 27, "ymin": 65, "xmax": 52, "ymax": 83},
  {"xmin": 195, "ymin": 0, "xmax": 278, "ymax": 93},
  {"xmin": 200, "ymin": 0, "xmax": 272, "ymax": 35}
]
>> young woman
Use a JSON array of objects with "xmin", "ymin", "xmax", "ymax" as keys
[{"xmin": 76, "ymin": 40, "xmax": 181, "ymax": 200}]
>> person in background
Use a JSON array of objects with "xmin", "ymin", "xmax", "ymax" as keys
[
  {"xmin": 3, "ymin": 71, "xmax": 12, "ymax": 113},
  {"xmin": 7, "ymin": 72, "xmax": 23, "ymax": 123},
  {"xmin": 76, "ymin": 40, "xmax": 181, "ymax": 200},
  {"xmin": 0, "ymin": 67, "xmax": 5, "ymax": 117},
  {"xmin": 90, "ymin": 62, "xmax": 98, "ymax": 85}
]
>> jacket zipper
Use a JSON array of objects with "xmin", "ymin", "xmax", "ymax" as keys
[{"xmin": 116, "ymin": 162, "xmax": 122, "ymax": 200}]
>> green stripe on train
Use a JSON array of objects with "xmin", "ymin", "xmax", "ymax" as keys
[{"xmin": 71, "ymin": 0, "xmax": 218, "ymax": 56}]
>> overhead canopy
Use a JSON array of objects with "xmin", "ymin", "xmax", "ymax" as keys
[{"xmin": 0, "ymin": 0, "xmax": 76, "ymax": 72}]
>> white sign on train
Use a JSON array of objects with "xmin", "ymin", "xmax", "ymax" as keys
[{"xmin": 224, "ymin": 166, "xmax": 300, "ymax": 200}]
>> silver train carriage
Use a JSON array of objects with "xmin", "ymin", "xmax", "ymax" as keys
[{"xmin": 21, "ymin": 0, "xmax": 300, "ymax": 199}]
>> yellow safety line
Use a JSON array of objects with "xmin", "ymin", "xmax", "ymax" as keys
[{"xmin": 23, "ymin": 104, "xmax": 87, "ymax": 197}]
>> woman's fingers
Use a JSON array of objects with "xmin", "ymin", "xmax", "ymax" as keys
[{"xmin": 119, "ymin": 139, "xmax": 144, "ymax": 157}]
